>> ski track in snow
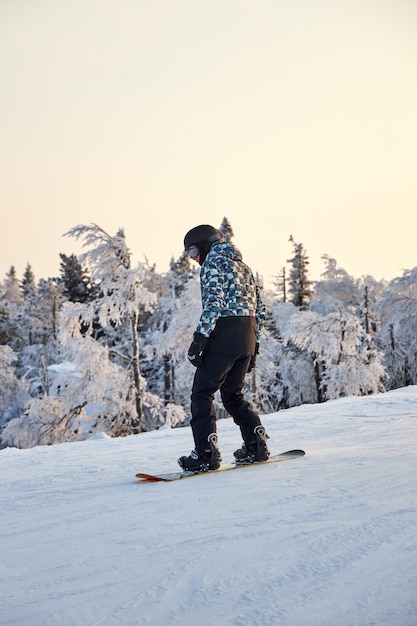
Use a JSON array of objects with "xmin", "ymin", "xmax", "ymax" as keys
[{"xmin": 1, "ymin": 387, "xmax": 417, "ymax": 626}]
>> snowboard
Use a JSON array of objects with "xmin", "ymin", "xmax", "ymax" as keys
[{"xmin": 136, "ymin": 449, "xmax": 305, "ymax": 482}]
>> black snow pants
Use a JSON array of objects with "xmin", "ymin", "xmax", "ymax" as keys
[{"xmin": 190, "ymin": 350, "xmax": 261, "ymax": 453}]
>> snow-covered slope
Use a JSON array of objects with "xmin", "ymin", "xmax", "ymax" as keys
[{"xmin": 1, "ymin": 387, "xmax": 416, "ymax": 626}]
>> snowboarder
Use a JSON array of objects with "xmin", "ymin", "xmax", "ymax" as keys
[{"xmin": 178, "ymin": 224, "xmax": 270, "ymax": 472}]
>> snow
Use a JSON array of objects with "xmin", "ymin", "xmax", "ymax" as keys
[{"xmin": 1, "ymin": 387, "xmax": 416, "ymax": 626}]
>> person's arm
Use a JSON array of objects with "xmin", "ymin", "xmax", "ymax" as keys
[
  {"xmin": 195, "ymin": 260, "xmax": 225, "ymax": 337},
  {"xmin": 255, "ymin": 284, "xmax": 265, "ymax": 343}
]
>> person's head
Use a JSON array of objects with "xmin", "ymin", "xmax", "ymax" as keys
[{"xmin": 184, "ymin": 225, "xmax": 222, "ymax": 265}]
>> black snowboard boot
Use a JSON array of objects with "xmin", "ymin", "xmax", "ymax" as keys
[
  {"xmin": 234, "ymin": 425, "xmax": 270, "ymax": 464},
  {"xmin": 178, "ymin": 433, "xmax": 222, "ymax": 472}
]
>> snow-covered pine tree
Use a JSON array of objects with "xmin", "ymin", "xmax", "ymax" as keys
[
  {"xmin": 15, "ymin": 277, "xmax": 64, "ymax": 382},
  {"xmin": 0, "ymin": 275, "xmax": 64, "ymax": 435},
  {"xmin": 14, "ymin": 278, "xmax": 63, "ymax": 348},
  {"xmin": 287, "ymin": 236, "xmax": 312, "ymax": 309},
  {"xmin": 357, "ymin": 278, "xmax": 385, "ymax": 365},
  {"xmin": 0, "ymin": 299, "xmax": 15, "ymax": 347},
  {"xmin": 21, "ymin": 263, "xmax": 37, "ymax": 299},
  {"xmin": 0, "ymin": 267, "xmax": 24, "ymax": 350},
  {"xmin": 2, "ymin": 266, "xmax": 23, "ymax": 306},
  {"xmin": 0, "ymin": 305, "xmax": 11, "ymax": 347}
]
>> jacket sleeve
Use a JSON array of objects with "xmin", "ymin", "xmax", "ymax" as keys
[
  {"xmin": 255, "ymin": 284, "xmax": 266, "ymax": 342},
  {"xmin": 195, "ymin": 261, "xmax": 225, "ymax": 337}
]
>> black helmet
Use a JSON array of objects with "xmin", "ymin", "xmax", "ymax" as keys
[{"xmin": 184, "ymin": 224, "xmax": 222, "ymax": 250}]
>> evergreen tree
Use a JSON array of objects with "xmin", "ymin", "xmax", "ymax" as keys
[
  {"xmin": 11, "ymin": 277, "xmax": 64, "ymax": 398},
  {"xmin": 16, "ymin": 278, "xmax": 64, "ymax": 348},
  {"xmin": 21, "ymin": 263, "xmax": 37, "ymax": 298},
  {"xmin": 2, "ymin": 266, "xmax": 23, "ymax": 306},
  {"xmin": 219, "ymin": 216, "xmax": 234, "ymax": 242},
  {"xmin": 0, "ymin": 300, "xmax": 13, "ymax": 346},
  {"xmin": 59, "ymin": 253, "xmax": 92, "ymax": 303},
  {"xmin": 169, "ymin": 250, "xmax": 193, "ymax": 296},
  {"xmin": 0, "ymin": 267, "xmax": 23, "ymax": 349},
  {"xmin": 358, "ymin": 284, "xmax": 374, "ymax": 336},
  {"xmin": 273, "ymin": 267, "xmax": 287, "ymax": 302},
  {"xmin": 287, "ymin": 236, "xmax": 312, "ymax": 309},
  {"xmin": 35, "ymin": 278, "xmax": 64, "ymax": 342}
]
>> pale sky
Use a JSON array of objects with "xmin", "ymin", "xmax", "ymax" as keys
[{"xmin": 1, "ymin": 0, "xmax": 416, "ymax": 288}]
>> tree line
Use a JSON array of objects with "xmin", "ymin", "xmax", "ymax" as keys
[{"xmin": 1, "ymin": 219, "xmax": 416, "ymax": 449}]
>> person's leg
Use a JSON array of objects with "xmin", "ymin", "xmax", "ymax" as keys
[
  {"xmin": 220, "ymin": 356, "xmax": 270, "ymax": 462},
  {"xmin": 178, "ymin": 352, "xmax": 235, "ymax": 471},
  {"xmin": 219, "ymin": 356, "xmax": 261, "ymax": 443},
  {"xmin": 190, "ymin": 352, "xmax": 234, "ymax": 451}
]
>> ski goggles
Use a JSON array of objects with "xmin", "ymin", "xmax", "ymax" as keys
[{"xmin": 187, "ymin": 245, "xmax": 200, "ymax": 259}]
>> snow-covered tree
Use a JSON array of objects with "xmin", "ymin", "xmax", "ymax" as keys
[
  {"xmin": 266, "ymin": 299, "xmax": 318, "ymax": 408},
  {"xmin": 144, "ymin": 275, "xmax": 201, "ymax": 420},
  {"xmin": 287, "ymin": 236, "xmax": 312, "ymax": 309},
  {"xmin": 0, "ymin": 271, "xmax": 63, "ymax": 357},
  {"xmin": 21, "ymin": 263, "xmax": 37, "ymax": 299},
  {"xmin": 0, "ymin": 300, "xmax": 15, "ymax": 347},
  {"xmin": 283, "ymin": 306, "xmax": 385, "ymax": 400},
  {"xmin": 2, "ymin": 266, "xmax": 23, "ymax": 306},
  {"xmin": 4, "ymin": 221, "xmax": 417, "ymax": 447},
  {"xmin": 0, "ymin": 346, "xmax": 29, "ymax": 438},
  {"xmin": 355, "ymin": 279, "xmax": 385, "ymax": 361},
  {"xmin": 2, "ymin": 397, "xmax": 69, "ymax": 448},
  {"xmin": 2, "ymin": 334, "xmax": 164, "ymax": 448},
  {"xmin": 13, "ymin": 277, "xmax": 64, "ymax": 385},
  {"xmin": 377, "ymin": 323, "xmax": 407, "ymax": 389},
  {"xmin": 0, "ymin": 267, "xmax": 25, "ymax": 350},
  {"xmin": 61, "ymin": 223, "xmax": 158, "ymax": 433},
  {"xmin": 312, "ymin": 255, "xmax": 359, "ymax": 312},
  {"xmin": 169, "ymin": 250, "xmax": 193, "ymax": 296},
  {"xmin": 377, "ymin": 268, "xmax": 417, "ymax": 388}
]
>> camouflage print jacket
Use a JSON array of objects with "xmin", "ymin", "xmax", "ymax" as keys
[{"xmin": 195, "ymin": 242, "xmax": 265, "ymax": 356}]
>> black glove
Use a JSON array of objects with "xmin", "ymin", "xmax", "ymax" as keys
[
  {"xmin": 188, "ymin": 332, "xmax": 209, "ymax": 367},
  {"xmin": 247, "ymin": 342, "xmax": 259, "ymax": 374}
]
